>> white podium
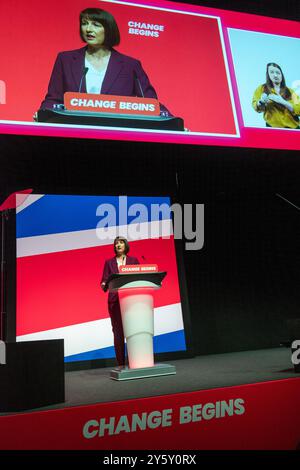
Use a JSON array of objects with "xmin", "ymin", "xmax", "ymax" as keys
[{"xmin": 105, "ymin": 270, "xmax": 176, "ymax": 380}]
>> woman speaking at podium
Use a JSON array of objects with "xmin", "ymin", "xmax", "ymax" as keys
[
  {"xmin": 101, "ymin": 237, "xmax": 139, "ymax": 367},
  {"xmin": 40, "ymin": 8, "xmax": 165, "ymax": 112}
]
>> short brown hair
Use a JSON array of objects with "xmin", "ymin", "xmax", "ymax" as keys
[{"xmin": 80, "ymin": 8, "xmax": 120, "ymax": 48}]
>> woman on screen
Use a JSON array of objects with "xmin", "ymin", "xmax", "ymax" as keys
[
  {"xmin": 252, "ymin": 63, "xmax": 300, "ymax": 129},
  {"xmin": 40, "ymin": 8, "xmax": 169, "ymax": 115},
  {"xmin": 100, "ymin": 237, "xmax": 139, "ymax": 367}
]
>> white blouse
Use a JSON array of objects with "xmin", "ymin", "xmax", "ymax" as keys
[
  {"xmin": 85, "ymin": 55, "xmax": 110, "ymax": 94},
  {"xmin": 116, "ymin": 255, "xmax": 126, "ymax": 267}
]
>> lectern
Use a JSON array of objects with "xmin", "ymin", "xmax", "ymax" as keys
[
  {"xmin": 37, "ymin": 92, "xmax": 185, "ymax": 131},
  {"xmin": 105, "ymin": 270, "xmax": 176, "ymax": 380},
  {"xmin": 37, "ymin": 108, "xmax": 184, "ymax": 131}
]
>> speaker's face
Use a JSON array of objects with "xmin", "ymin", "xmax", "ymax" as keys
[
  {"xmin": 81, "ymin": 18, "xmax": 105, "ymax": 48},
  {"xmin": 114, "ymin": 239, "xmax": 126, "ymax": 256}
]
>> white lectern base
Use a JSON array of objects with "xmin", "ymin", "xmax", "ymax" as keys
[{"xmin": 110, "ymin": 363, "xmax": 176, "ymax": 381}]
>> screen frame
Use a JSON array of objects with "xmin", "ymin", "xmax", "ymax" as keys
[
  {"xmin": 1, "ymin": 0, "xmax": 300, "ymax": 151},
  {"xmin": 12, "ymin": 191, "xmax": 194, "ymax": 370}
]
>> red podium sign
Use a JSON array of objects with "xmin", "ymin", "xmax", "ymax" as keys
[
  {"xmin": 64, "ymin": 93, "xmax": 160, "ymax": 116},
  {"xmin": 119, "ymin": 264, "xmax": 158, "ymax": 274}
]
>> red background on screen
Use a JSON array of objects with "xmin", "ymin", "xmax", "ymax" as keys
[
  {"xmin": 0, "ymin": 0, "xmax": 236, "ymax": 134},
  {"xmin": 16, "ymin": 237, "xmax": 181, "ymax": 336}
]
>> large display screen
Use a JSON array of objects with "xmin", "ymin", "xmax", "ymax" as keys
[
  {"xmin": 15, "ymin": 194, "xmax": 187, "ymax": 363},
  {"xmin": 0, "ymin": 0, "xmax": 299, "ymax": 150}
]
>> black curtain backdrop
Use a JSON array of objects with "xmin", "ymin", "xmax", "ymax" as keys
[{"xmin": 0, "ymin": 0, "xmax": 299, "ymax": 354}]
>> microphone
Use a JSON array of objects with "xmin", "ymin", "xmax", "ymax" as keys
[
  {"xmin": 133, "ymin": 70, "xmax": 144, "ymax": 98},
  {"xmin": 79, "ymin": 67, "xmax": 89, "ymax": 93}
]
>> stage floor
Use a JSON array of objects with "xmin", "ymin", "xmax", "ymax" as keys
[
  {"xmin": 1, "ymin": 347, "xmax": 300, "ymax": 450},
  {"xmin": 0, "ymin": 347, "xmax": 297, "ymax": 416},
  {"xmin": 19, "ymin": 346, "xmax": 297, "ymax": 414}
]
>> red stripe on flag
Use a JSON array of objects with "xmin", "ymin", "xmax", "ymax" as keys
[{"xmin": 17, "ymin": 237, "xmax": 181, "ymax": 335}]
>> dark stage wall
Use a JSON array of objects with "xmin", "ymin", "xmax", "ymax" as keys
[
  {"xmin": 1, "ymin": 0, "xmax": 300, "ymax": 356},
  {"xmin": 1, "ymin": 135, "xmax": 299, "ymax": 355}
]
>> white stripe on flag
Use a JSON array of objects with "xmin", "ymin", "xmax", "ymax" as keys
[
  {"xmin": 16, "ymin": 303, "xmax": 183, "ymax": 357},
  {"xmin": 16, "ymin": 194, "xmax": 45, "ymax": 213},
  {"xmin": 17, "ymin": 219, "xmax": 173, "ymax": 258}
]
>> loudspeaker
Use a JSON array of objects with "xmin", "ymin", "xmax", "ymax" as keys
[{"xmin": 0, "ymin": 339, "xmax": 65, "ymax": 412}]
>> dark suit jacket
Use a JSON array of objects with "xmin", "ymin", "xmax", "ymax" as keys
[
  {"xmin": 40, "ymin": 47, "xmax": 158, "ymax": 110},
  {"xmin": 101, "ymin": 255, "xmax": 140, "ymax": 304}
]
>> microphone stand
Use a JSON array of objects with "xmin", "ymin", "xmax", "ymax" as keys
[
  {"xmin": 133, "ymin": 71, "xmax": 144, "ymax": 98},
  {"xmin": 79, "ymin": 67, "xmax": 89, "ymax": 93}
]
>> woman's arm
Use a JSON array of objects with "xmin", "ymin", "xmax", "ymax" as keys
[
  {"xmin": 291, "ymin": 91, "xmax": 300, "ymax": 116},
  {"xmin": 267, "ymin": 93, "xmax": 294, "ymax": 113},
  {"xmin": 252, "ymin": 86, "xmax": 267, "ymax": 113},
  {"xmin": 133, "ymin": 61, "xmax": 172, "ymax": 117},
  {"xmin": 133, "ymin": 60, "xmax": 158, "ymax": 100},
  {"xmin": 39, "ymin": 54, "xmax": 65, "ymax": 110},
  {"xmin": 100, "ymin": 260, "xmax": 110, "ymax": 291}
]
